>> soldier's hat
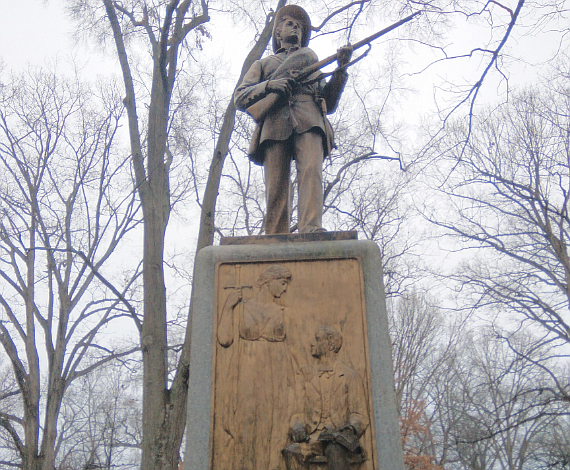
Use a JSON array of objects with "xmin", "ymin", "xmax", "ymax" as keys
[{"xmin": 272, "ymin": 5, "xmax": 312, "ymax": 52}]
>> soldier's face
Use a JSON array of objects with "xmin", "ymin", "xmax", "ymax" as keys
[{"xmin": 279, "ymin": 16, "xmax": 302, "ymax": 46}]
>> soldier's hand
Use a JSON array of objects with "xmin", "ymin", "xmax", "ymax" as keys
[
  {"xmin": 291, "ymin": 424, "xmax": 308, "ymax": 443},
  {"xmin": 339, "ymin": 424, "xmax": 356, "ymax": 436},
  {"xmin": 337, "ymin": 44, "xmax": 353, "ymax": 68},
  {"xmin": 267, "ymin": 78, "xmax": 295, "ymax": 96}
]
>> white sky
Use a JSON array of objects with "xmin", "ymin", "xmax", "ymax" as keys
[
  {"xmin": 0, "ymin": 0, "xmax": 70, "ymax": 69},
  {"xmin": 0, "ymin": 1, "xmax": 562, "ymax": 114}
]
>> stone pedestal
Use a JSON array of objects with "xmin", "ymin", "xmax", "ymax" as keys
[{"xmin": 184, "ymin": 237, "xmax": 404, "ymax": 470}]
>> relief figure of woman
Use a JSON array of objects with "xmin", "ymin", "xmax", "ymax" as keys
[{"xmin": 217, "ymin": 264, "xmax": 297, "ymax": 470}]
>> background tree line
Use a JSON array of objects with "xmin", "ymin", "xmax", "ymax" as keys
[{"xmin": 0, "ymin": 0, "xmax": 569, "ymax": 469}]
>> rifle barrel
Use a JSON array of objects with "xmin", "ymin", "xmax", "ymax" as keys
[
  {"xmin": 299, "ymin": 11, "xmax": 421, "ymax": 80},
  {"xmin": 245, "ymin": 11, "xmax": 421, "ymax": 123}
]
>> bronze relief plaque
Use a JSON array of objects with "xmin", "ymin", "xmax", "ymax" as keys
[{"xmin": 211, "ymin": 258, "xmax": 377, "ymax": 470}]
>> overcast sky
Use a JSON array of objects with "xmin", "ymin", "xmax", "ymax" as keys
[
  {"xmin": 0, "ymin": 0, "xmax": 70, "ymax": 69},
  {"xmin": 1, "ymin": 1, "xmax": 562, "ymax": 103}
]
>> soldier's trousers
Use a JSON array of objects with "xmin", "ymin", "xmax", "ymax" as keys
[{"xmin": 263, "ymin": 130, "xmax": 324, "ymax": 234}]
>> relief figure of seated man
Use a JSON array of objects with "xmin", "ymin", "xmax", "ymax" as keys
[{"xmin": 283, "ymin": 326, "xmax": 369, "ymax": 470}]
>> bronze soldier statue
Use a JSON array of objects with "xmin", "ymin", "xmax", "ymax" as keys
[{"xmin": 234, "ymin": 5, "xmax": 352, "ymax": 234}]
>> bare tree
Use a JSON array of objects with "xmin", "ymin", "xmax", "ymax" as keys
[
  {"xmin": 0, "ymin": 357, "xmax": 20, "ymax": 468},
  {"xmin": 388, "ymin": 292, "xmax": 464, "ymax": 469},
  {"xmin": 56, "ymin": 360, "xmax": 142, "ymax": 470},
  {"xmin": 65, "ymin": 1, "xmax": 306, "ymax": 467},
  {"xmin": 0, "ymin": 67, "xmax": 139, "ymax": 470},
  {"xmin": 65, "ymin": 1, "xmax": 212, "ymax": 468},
  {"xmin": 424, "ymin": 84, "xmax": 570, "ymax": 403},
  {"xmin": 533, "ymin": 414, "xmax": 570, "ymax": 469},
  {"xmin": 427, "ymin": 327, "xmax": 567, "ymax": 470},
  {"xmin": 390, "ymin": 293, "xmax": 445, "ymax": 409}
]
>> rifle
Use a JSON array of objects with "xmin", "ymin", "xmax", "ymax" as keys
[{"xmin": 245, "ymin": 11, "xmax": 421, "ymax": 123}]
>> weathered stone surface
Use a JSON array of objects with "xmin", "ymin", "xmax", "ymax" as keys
[{"xmin": 184, "ymin": 240, "xmax": 404, "ymax": 470}]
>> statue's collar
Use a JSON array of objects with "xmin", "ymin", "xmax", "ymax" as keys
[{"xmin": 275, "ymin": 45, "xmax": 301, "ymax": 55}]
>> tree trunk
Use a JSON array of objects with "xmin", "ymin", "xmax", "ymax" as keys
[
  {"xmin": 140, "ymin": 55, "xmax": 173, "ymax": 470},
  {"xmin": 22, "ymin": 199, "xmax": 41, "ymax": 470},
  {"xmin": 140, "ymin": 203, "xmax": 170, "ymax": 470}
]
